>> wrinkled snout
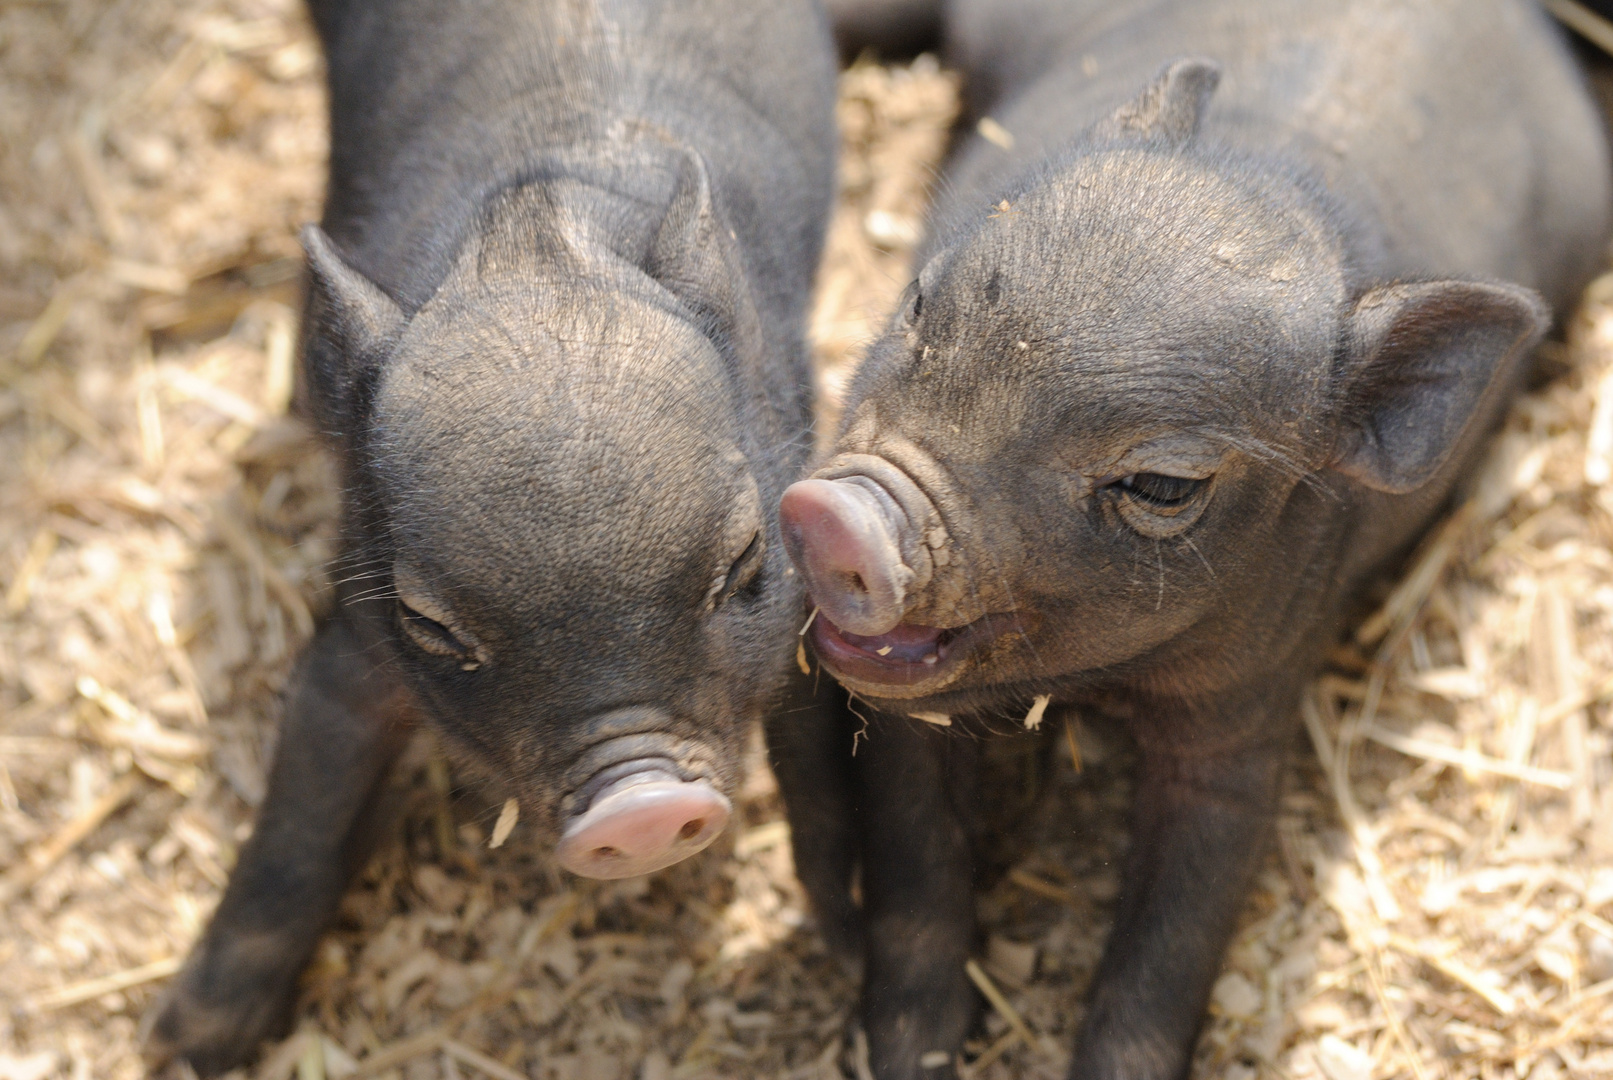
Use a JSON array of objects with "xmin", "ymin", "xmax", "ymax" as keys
[
  {"xmin": 556, "ymin": 770, "xmax": 731, "ymax": 879},
  {"xmin": 780, "ymin": 478, "xmax": 914, "ymax": 636}
]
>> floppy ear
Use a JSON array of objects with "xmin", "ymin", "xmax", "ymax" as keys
[
  {"xmin": 1330, "ymin": 280, "xmax": 1548, "ymax": 493},
  {"xmin": 299, "ymin": 225, "xmax": 405, "ymax": 428},
  {"xmin": 1091, "ymin": 56, "xmax": 1221, "ymax": 149},
  {"xmin": 644, "ymin": 150, "xmax": 766, "ymax": 372}
]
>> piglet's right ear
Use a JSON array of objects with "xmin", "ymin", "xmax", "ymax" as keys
[
  {"xmin": 300, "ymin": 225, "xmax": 404, "ymax": 419},
  {"xmin": 1331, "ymin": 280, "xmax": 1547, "ymax": 494}
]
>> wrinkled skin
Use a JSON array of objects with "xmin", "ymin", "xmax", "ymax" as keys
[
  {"xmin": 143, "ymin": 0, "xmax": 836, "ymax": 1074},
  {"xmin": 780, "ymin": 2, "xmax": 1610, "ymax": 1078}
]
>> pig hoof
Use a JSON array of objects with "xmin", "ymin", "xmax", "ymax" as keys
[{"xmin": 141, "ymin": 950, "xmax": 297, "ymax": 1077}]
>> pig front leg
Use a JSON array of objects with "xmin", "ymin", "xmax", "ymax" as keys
[
  {"xmin": 144, "ymin": 615, "xmax": 413, "ymax": 1077},
  {"xmin": 858, "ymin": 715, "xmax": 978, "ymax": 1080},
  {"xmin": 764, "ymin": 666, "xmax": 863, "ymax": 958},
  {"xmin": 1070, "ymin": 715, "xmax": 1286, "ymax": 1080}
]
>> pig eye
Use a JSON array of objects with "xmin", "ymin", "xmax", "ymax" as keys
[
  {"xmin": 396, "ymin": 598, "xmax": 473, "ymax": 660},
  {"xmin": 1108, "ymin": 472, "xmax": 1211, "ymax": 536},
  {"xmin": 895, "ymin": 280, "xmax": 923, "ymax": 329},
  {"xmin": 713, "ymin": 530, "xmax": 765, "ymax": 607},
  {"xmin": 1117, "ymin": 473, "xmax": 1205, "ymax": 508}
]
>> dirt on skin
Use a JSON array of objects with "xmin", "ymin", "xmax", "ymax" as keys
[{"xmin": 3, "ymin": 3, "xmax": 1613, "ymax": 1079}]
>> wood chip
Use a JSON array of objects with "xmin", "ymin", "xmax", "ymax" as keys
[
  {"xmin": 14, "ymin": 280, "xmax": 79, "ymax": 366},
  {"xmin": 1302, "ymin": 694, "xmax": 1402, "ymax": 923},
  {"xmin": 0, "ymin": 772, "xmax": 143, "ymax": 905},
  {"xmin": 77, "ymin": 675, "xmax": 208, "ymax": 761},
  {"xmin": 964, "ymin": 959, "xmax": 1039, "ymax": 1055},
  {"xmin": 4, "ymin": 527, "xmax": 58, "ymax": 614},
  {"xmin": 27, "ymin": 956, "xmax": 181, "ymax": 1012},
  {"xmin": 1545, "ymin": 0, "xmax": 1613, "ymax": 57},
  {"xmin": 977, "ymin": 116, "xmax": 1015, "ymax": 150},
  {"xmin": 1006, "ymin": 868, "xmax": 1077, "ymax": 907},
  {"xmin": 734, "ymin": 820, "xmax": 790, "ymax": 858},
  {"xmin": 1360, "ymin": 723, "xmax": 1571, "ymax": 789},
  {"xmin": 487, "ymin": 798, "xmax": 518, "ymax": 849},
  {"xmin": 350, "ymin": 1029, "xmax": 446, "ymax": 1079},
  {"xmin": 1390, "ymin": 935, "xmax": 1517, "ymax": 1016},
  {"xmin": 440, "ymin": 1040, "xmax": 526, "ymax": 1080}
]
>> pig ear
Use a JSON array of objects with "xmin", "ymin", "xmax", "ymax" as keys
[
  {"xmin": 1331, "ymin": 280, "xmax": 1548, "ymax": 493},
  {"xmin": 302, "ymin": 225, "xmax": 404, "ymax": 356},
  {"xmin": 645, "ymin": 150, "xmax": 765, "ymax": 369},
  {"xmin": 1091, "ymin": 57, "xmax": 1221, "ymax": 149},
  {"xmin": 300, "ymin": 225, "xmax": 404, "ymax": 416}
]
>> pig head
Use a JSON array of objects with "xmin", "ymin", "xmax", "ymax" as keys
[
  {"xmin": 783, "ymin": 61, "xmax": 1547, "ymax": 715},
  {"xmin": 308, "ymin": 145, "xmax": 803, "ymax": 878}
]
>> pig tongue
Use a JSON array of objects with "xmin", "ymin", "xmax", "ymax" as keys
[{"xmin": 834, "ymin": 620, "xmax": 946, "ymax": 663}]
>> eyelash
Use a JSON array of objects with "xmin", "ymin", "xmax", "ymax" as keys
[{"xmin": 1111, "ymin": 473, "xmax": 1206, "ymax": 508}]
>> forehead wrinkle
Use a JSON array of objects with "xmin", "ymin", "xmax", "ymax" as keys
[
  {"xmin": 927, "ymin": 165, "xmax": 1345, "ymax": 435},
  {"xmin": 961, "ymin": 148, "xmax": 1339, "ymax": 316},
  {"xmin": 377, "ymin": 339, "xmax": 735, "ymax": 586}
]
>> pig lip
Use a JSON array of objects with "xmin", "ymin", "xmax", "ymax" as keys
[{"xmin": 808, "ymin": 611, "xmax": 1005, "ymax": 688}]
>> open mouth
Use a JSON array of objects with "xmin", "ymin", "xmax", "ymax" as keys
[{"xmin": 809, "ymin": 610, "xmax": 1006, "ymax": 689}]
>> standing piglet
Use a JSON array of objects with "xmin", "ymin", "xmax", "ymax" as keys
[
  {"xmin": 144, "ymin": 0, "xmax": 836, "ymax": 1073},
  {"xmin": 778, "ymin": 1, "xmax": 1610, "ymax": 1077}
]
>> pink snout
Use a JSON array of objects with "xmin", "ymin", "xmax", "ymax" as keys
[
  {"xmin": 779, "ymin": 478, "xmax": 913, "ymax": 637},
  {"xmin": 555, "ymin": 772, "xmax": 731, "ymax": 879}
]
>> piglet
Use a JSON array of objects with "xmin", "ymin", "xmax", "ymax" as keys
[
  {"xmin": 144, "ymin": 0, "xmax": 837, "ymax": 1073},
  {"xmin": 779, "ymin": 1, "xmax": 1610, "ymax": 1076}
]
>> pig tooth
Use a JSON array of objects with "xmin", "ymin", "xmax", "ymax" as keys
[
  {"xmin": 922, "ymin": 653, "xmax": 939, "ymax": 665},
  {"xmin": 876, "ymin": 645, "xmax": 893, "ymax": 655}
]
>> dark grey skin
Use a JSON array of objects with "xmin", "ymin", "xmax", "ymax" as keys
[
  {"xmin": 775, "ymin": 2, "xmax": 1610, "ymax": 1078},
  {"xmin": 142, "ymin": 0, "xmax": 835, "ymax": 1074},
  {"xmin": 822, "ymin": 0, "xmax": 942, "ymax": 62}
]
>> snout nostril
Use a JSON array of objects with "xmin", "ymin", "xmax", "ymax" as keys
[
  {"xmin": 846, "ymin": 572, "xmax": 868, "ymax": 596},
  {"xmin": 593, "ymin": 846, "xmax": 621, "ymax": 860},
  {"xmin": 679, "ymin": 819, "xmax": 705, "ymax": 841}
]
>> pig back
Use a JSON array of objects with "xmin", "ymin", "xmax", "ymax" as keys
[
  {"xmin": 942, "ymin": 0, "xmax": 1610, "ymax": 312},
  {"xmin": 309, "ymin": 0, "xmax": 837, "ymax": 325}
]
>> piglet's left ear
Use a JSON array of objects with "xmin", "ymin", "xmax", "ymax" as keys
[{"xmin": 1331, "ymin": 280, "xmax": 1548, "ymax": 494}]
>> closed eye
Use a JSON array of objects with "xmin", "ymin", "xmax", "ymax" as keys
[
  {"xmin": 716, "ymin": 530, "xmax": 765, "ymax": 606},
  {"xmin": 396, "ymin": 598, "xmax": 473, "ymax": 660},
  {"xmin": 1114, "ymin": 472, "xmax": 1206, "ymax": 508}
]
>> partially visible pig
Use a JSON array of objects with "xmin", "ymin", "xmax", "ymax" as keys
[
  {"xmin": 777, "ymin": 2, "xmax": 1610, "ymax": 1077},
  {"xmin": 143, "ymin": 0, "xmax": 836, "ymax": 1073}
]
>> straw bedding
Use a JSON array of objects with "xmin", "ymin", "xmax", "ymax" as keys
[{"xmin": 2, "ymin": 2, "xmax": 1611, "ymax": 1078}]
